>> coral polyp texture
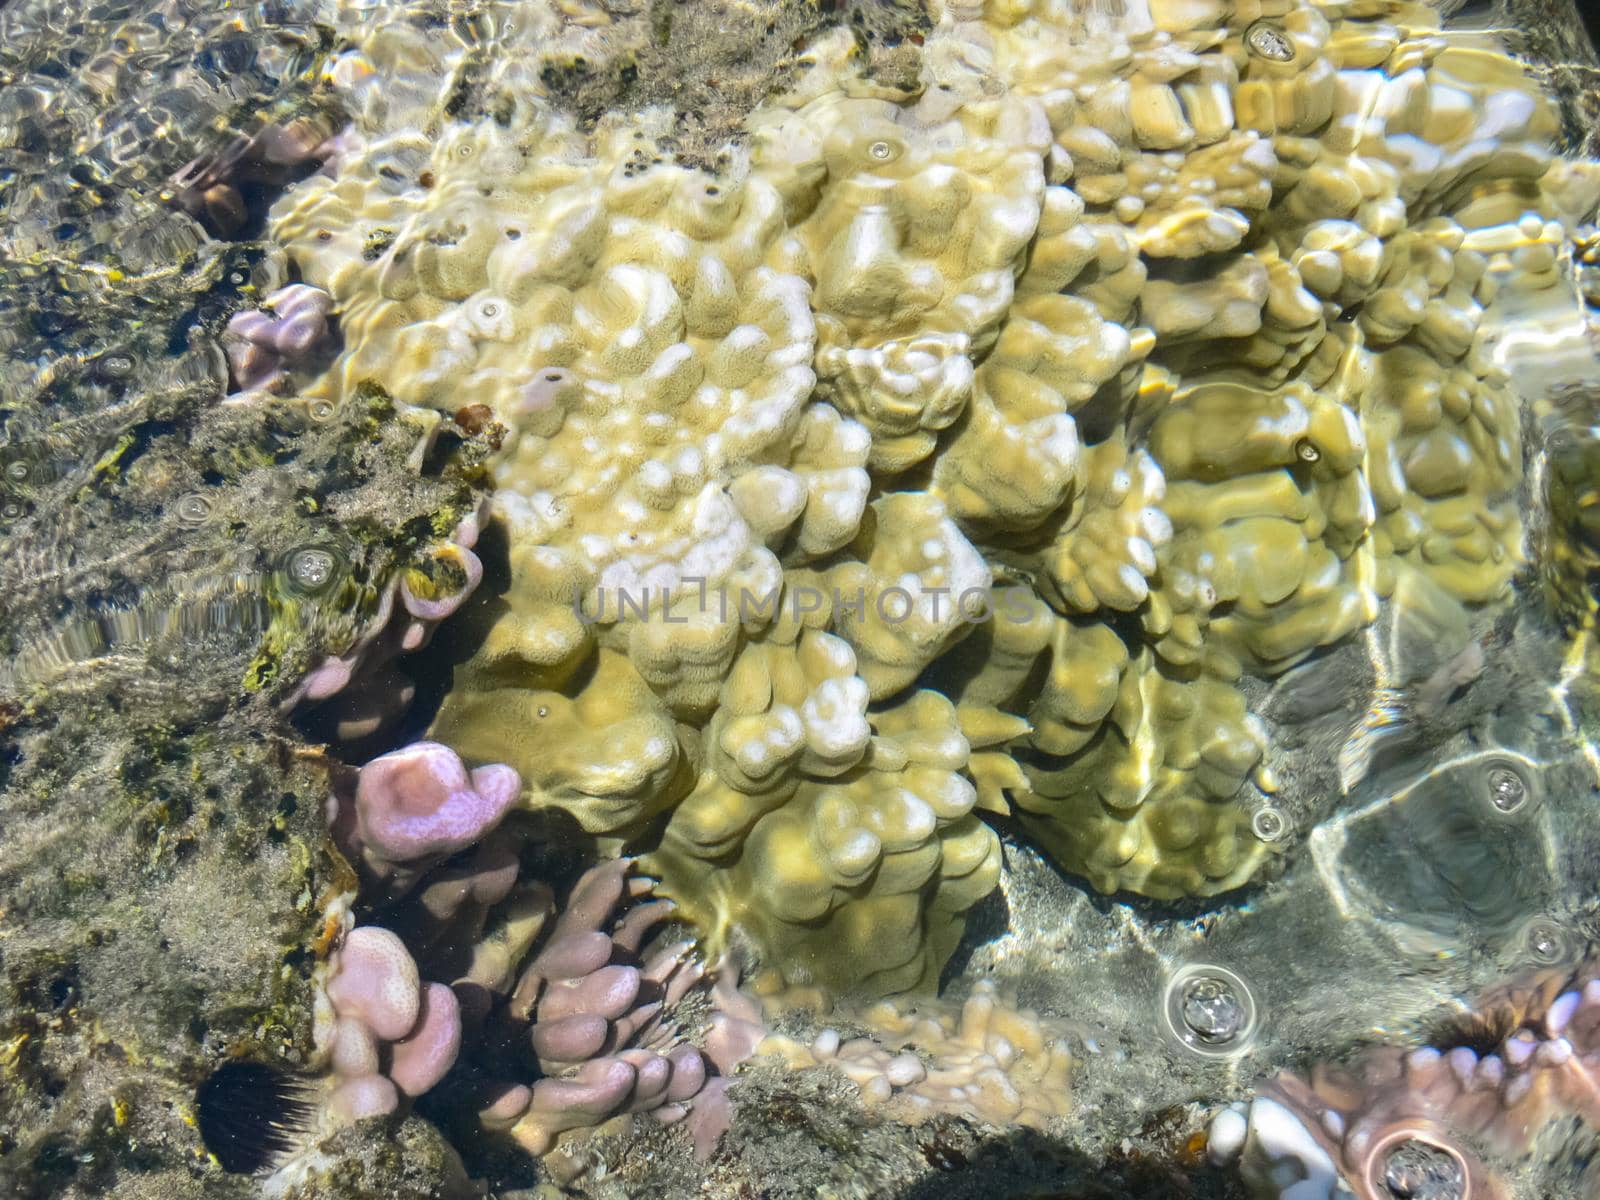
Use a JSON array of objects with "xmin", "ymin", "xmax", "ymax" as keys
[
  {"xmin": 264, "ymin": 0, "xmax": 1600, "ymax": 989},
  {"xmin": 1208, "ymin": 958, "xmax": 1600, "ymax": 1199}
]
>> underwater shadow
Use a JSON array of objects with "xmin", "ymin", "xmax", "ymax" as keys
[{"xmin": 898, "ymin": 1121, "xmax": 1249, "ymax": 1200}]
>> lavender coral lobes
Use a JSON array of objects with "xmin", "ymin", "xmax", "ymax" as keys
[
  {"xmin": 333, "ymin": 741, "xmax": 520, "ymax": 894},
  {"xmin": 1209, "ymin": 961, "xmax": 1600, "ymax": 1199},
  {"xmin": 319, "ymin": 748, "xmax": 722, "ymax": 1155},
  {"xmin": 268, "ymin": 0, "xmax": 1600, "ymax": 990},
  {"xmin": 321, "ymin": 927, "xmax": 462, "ymax": 1123}
]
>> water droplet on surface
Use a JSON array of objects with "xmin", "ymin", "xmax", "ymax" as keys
[
  {"xmin": 176, "ymin": 493, "xmax": 213, "ymax": 525},
  {"xmin": 1295, "ymin": 439, "xmax": 1320, "ymax": 462},
  {"xmin": 868, "ymin": 140, "xmax": 894, "ymax": 161},
  {"xmin": 1245, "ymin": 21, "xmax": 1295, "ymax": 61},
  {"xmin": 284, "ymin": 546, "xmax": 340, "ymax": 595},
  {"xmin": 1380, "ymin": 1137, "xmax": 1464, "ymax": 1200},
  {"xmin": 308, "ymin": 399, "xmax": 336, "ymax": 422},
  {"xmin": 1251, "ymin": 807, "xmax": 1287, "ymax": 841}
]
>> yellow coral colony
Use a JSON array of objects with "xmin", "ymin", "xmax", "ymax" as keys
[{"xmin": 269, "ymin": 0, "xmax": 1599, "ymax": 990}]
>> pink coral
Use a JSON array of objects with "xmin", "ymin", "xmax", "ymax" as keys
[
  {"xmin": 1210, "ymin": 959, "xmax": 1600, "ymax": 1199},
  {"xmin": 319, "ymin": 732, "xmax": 737, "ymax": 1156},
  {"xmin": 321, "ymin": 926, "xmax": 463, "ymax": 1123},
  {"xmin": 172, "ymin": 118, "xmax": 335, "ymax": 234},
  {"xmin": 330, "ymin": 741, "xmax": 520, "ymax": 899},
  {"xmin": 286, "ymin": 503, "xmax": 485, "ymax": 740},
  {"xmin": 224, "ymin": 283, "xmax": 335, "ymax": 395},
  {"xmin": 484, "ymin": 860, "xmax": 713, "ymax": 1154}
]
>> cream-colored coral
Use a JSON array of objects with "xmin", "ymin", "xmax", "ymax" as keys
[
  {"xmin": 427, "ymin": 647, "xmax": 692, "ymax": 837},
  {"xmin": 825, "ymin": 492, "xmax": 992, "ymax": 699},
  {"xmin": 757, "ymin": 979, "xmax": 1076, "ymax": 1127},
  {"xmin": 266, "ymin": 0, "xmax": 1599, "ymax": 987},
  {"xmin": 755, "ymin": 88, "xmax": 1049, "ymax": 471},
  {"xmin": 653, "ymin": 678, "xmax": 1001, "ymax": 994}
]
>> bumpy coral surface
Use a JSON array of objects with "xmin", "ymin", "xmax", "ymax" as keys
[
  {"xmin": 266, "ymin": 0, "xmax": 1600, "ymax": 989},
  {"xmin": 319, "ymin": 926, "xmax": 463, "ymax": 1124},
  {"xmin": 755, "ymin": 979, "xmax": 1077, "ymax": 1128},
  {"xmin": 1209, "ymin": 957, "xmax": 1600, "ymax": 1199},
  {"xmin": 323, "ymin": 748, "xmax": 725, "ymax": 1159}
]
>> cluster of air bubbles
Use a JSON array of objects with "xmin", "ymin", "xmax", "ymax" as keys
[
  {"xmin": 176, "ymin": 492, "xmax": 214, "ymax": 526},
  {"xmin": 1162, "ymin": 963, "xmax": 1258, "ymax": 1058},
  {"xmin": 1379, "ymin": 1136, "xmax": 1466, "ymax": 1200},
  {"xmin": 1245, "ymin": 20, "xmax": 1295, "ymax": 61},
  {"xmin": 1487, "ymin": 767, "xmax": 1524, "ymax": 812},
  {"xmin": 282, "ymin": 544, "xmax": 343, "ymax": 596},
  {"xmin": 1477, "ymin": 755, "xmax": 1536, "ymax": 815},
  {"xmin": 1251, "ymin": 806, "xmax": 1287, "ymax": 842}
]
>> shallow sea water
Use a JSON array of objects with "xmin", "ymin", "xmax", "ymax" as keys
[{"xmin": 3, "ymin": 2, "xmax": 1600, "ymax": 1199}]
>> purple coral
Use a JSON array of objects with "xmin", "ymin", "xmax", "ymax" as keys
[
  {"xmin": 330, "ymin": 741, "xmax": 521, "ymax": 899},
  {"xmin": 1210, "ymin": 959, "xmax": 1600, "ymax": 1199},
  {"xmin": 455, "ymin": 859, "xmax": 717, "ymax": 1155},
  {"xmin": 224, "ymin": 283, "xmax": 335, "ymax": 396},
  {"xmin": 172, "ymin": 118, "xmax": 335, "ymax": 234},
  {"xmin": 320, "ymin": 926, "xmax": 463, "ymax": 1124},
  {"xmin": 318, "ymin": 732, "xmax": 737, "ymax": 1156}
]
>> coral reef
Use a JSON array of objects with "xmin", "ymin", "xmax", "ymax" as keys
[
  {"xmin": 1, "ymin": 0, "xmax": 1598, "ymax": 1197},
  {"xmin": 754, "ymin": 979, "xmax": 1077, "ymax": 1128},
  {"xmin": 1209, "ymin": 958, "xmax": 1600, "ymax": 1199},
  {"xmin": 323, "ymin": 745, "xmax": 724, "ymax": 1161},
  {"xmin": 258, "ymin": 0, "xmax": 1600, "ymax": 998},
  {"xmin": 224, "ymin": 283, "xmax": 337, "ymax": 398}
]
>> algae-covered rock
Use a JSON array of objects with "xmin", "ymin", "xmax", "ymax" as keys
[{"xmin": 0, "ymin": 4, "xmax": 496, "ymax": 1195}]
